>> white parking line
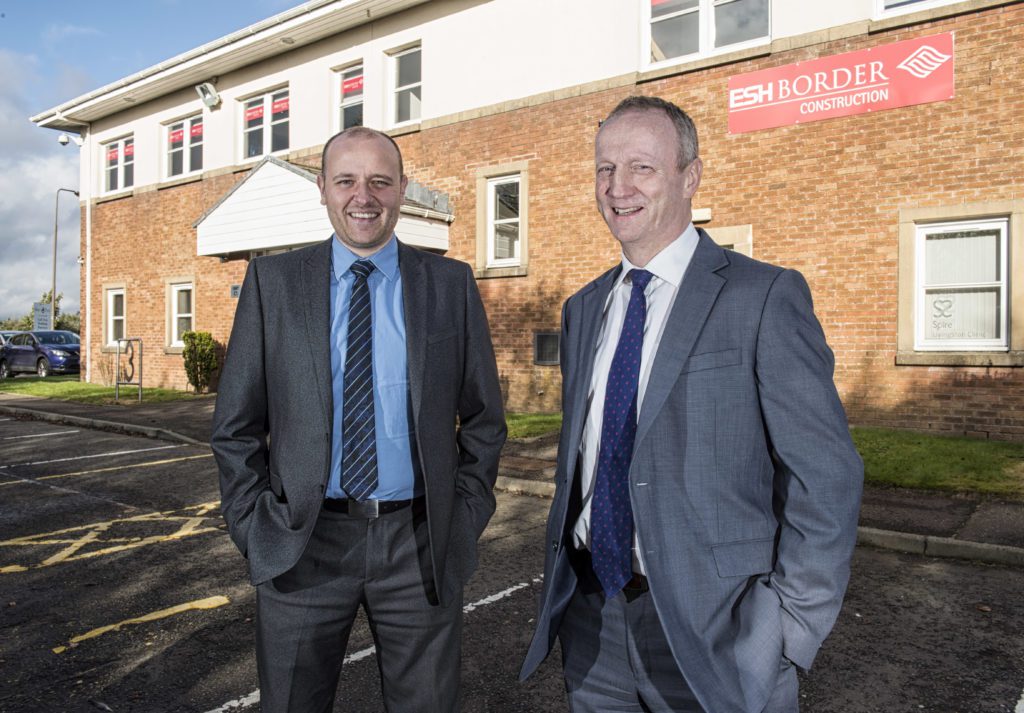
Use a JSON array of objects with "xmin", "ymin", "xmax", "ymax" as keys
[
  {"xmin": 2, "ymin": 430, "xmax": 79, "ymax": 441},
  {"xmin": 203, "ymin": 575, "xmax": 544, "ymax": 713},
  {"xmin": 0, "ymin": 444, "xmax": 184, "ymax": 470},
  {"xmin": 1015, "ymin": 687, "xmax": 1024, "ymax": 713}
]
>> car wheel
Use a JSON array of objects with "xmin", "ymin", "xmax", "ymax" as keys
[
  {"xmin": 0, "ymin": 360, "xmax": 9, "ymax": 379},
  {"xmin": 36, "ymin": 358, "xmax": 50, "ymax": 378}
]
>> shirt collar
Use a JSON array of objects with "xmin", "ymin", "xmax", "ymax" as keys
[
  {"xmin": 617, "ymin": 223, "xmax": 699, "ymax": 289},
  {"xmin": 331, "ymin": 234, "xmax": 400, "ymax": 282}
]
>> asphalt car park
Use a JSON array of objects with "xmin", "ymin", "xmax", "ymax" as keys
[{"xmin": 1, "ymin": 416, "xmax": 1022, "ymax": 712}]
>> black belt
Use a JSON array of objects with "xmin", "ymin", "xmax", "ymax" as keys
[{"xmin": 322, "ymin": 496, "xmax": 421, "ymax": 518}]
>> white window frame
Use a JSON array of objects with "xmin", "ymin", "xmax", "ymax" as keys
[
  {"xmin": 241, "ymin": 88, "xmax": 290, "ymax": 161},
  {"xmin": 165, "ymin": 114, "xmax": 204, "ymax": 178},
  {"xmin": 644, "ymin": 0, "xmax": 770, "ymax": 69},
  {"xmin": 913, "ymin": 217, "xmax": 1009, "ymax": 352},
  {"xmin": 486, "ymin": 175, "xmax": 521, "ymax": 268},
  {"xmin": 875, "ymin": 0, "xmax": 962, "ymax": 18},
  {"xmin": 337, "ymin": 63, "xmax": 365, "ymax": 132},
  {"xmin": 106, "ymin": 288, "xmax": 126, "ymax": 347},
  {"xmin": 389, "ymin": 45, "xmax": 422, "ymax": 127},
  {"xmin": 102, "ymin": 136, "xmax": 134, "ymax": 194},
  {"xmin": 170, "ymin": 283, "xmax": 194, "ymax": 348}
]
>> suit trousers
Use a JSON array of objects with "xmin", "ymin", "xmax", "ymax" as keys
[
  {"xmin": 558, "ymin": 549, "xmax": 798, "ymax": 713},
  {"xmin": 255, "ymin": 499, "xmax": 463, "ymax": 713}
]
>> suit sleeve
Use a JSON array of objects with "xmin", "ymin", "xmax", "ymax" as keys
[
  {"xmin": 754, "ymin": 268, "xmax": 864, "ymax": 670},
  {"xmin": 211, "ymin": 258, "xmax": 271, "ymax": 557},
  {"xmin": 453, "ymin": 263, "xmax": 507, "ymax": 540}
]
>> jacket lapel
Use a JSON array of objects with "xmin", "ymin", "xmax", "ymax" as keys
[
  {"xmin": 301, "ymin": 237, "xmax": 334, "ymax": 427},
  {"xmin": 634, "ymin": 231, "xmax": 728, "ymax": 451},
  {"xmin": 398, "ymin": 241, "xmax": 427, "ymax": 427}
]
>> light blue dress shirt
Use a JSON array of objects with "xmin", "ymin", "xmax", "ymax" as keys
[{"xmin": 327, "ymin": 236, "xmax": 420, "ymax": 500}]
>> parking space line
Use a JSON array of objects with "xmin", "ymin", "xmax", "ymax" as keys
[
  {"xmin": 0, "ymin": 453, "xmax": 213, "ymax": 488},
  {"xmin": 2, "ymin": 429, "xmax": 79, "ymax": 440},
  {"xmin": 1, "ymin": 501, "xmax": 221, "ymax": 573},
  {"xmin": 52, "ymin": 595, "xmax": 231, "ymax": 654},
  {"xmin": 0, "ymin": 444, "xmax": 185, "ymax": 471},
  {"xmin": 1015, "ymin": 687, "xmax": 1024, "ymax": 713},
  {"xmin": 203, "ymin": 575, "xmax": 545, "ymax": 713}
]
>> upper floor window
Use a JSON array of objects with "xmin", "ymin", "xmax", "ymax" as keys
[
  {"xmin": 103, "ymin": 137, "xmax": 134, "ymax": 193},
  {"xmin": 649, "ymin": 0, "xmax": 769, "ymax": 65},
  {"xmin": 487, "ymin": 175, "xmax": 521, "ymax": 268},
  {"xmin": 339, "ymin": 64, "xmax": 364, "ymax": 130},
  {"xmin": 167, "ymin": 115, "xmax": 203, "ymax": 177},
  {"xmin": 915, "ymin": 218, "xmax": 1008, "ymax": 352},
  {"xmin": 391, "ymin": 46, "xmax": 421, "ymax": 125},
  {"xmin": 244, "ymin": 89, "xmax": 289, "ymax": 159},
  {"xmin": 878, "ymin": 0, "xmax": 961, "ymax": 15}
]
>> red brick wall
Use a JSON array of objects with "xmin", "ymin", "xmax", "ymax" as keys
[{"xmin": 84, "ymin": 4, "xmax": 1024, "ymax": 437}]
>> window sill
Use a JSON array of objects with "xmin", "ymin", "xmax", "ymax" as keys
[
  {"xmin": 96, "ymin": 189, "xmax": 134, "ymax": 204},
  {"xmin": 158, "ymin": 173, "xmax": 203, "ymax": 190},
  {"xmin": 475, "ymin": 265, "xmax": 528, "ymax": 279},
  {"xmin": 639, "ymin": 41, "xmax": 771, "ymax": 84},
  {"xmin": 895, "ymin": 351, "xmax": 1024, "ymax": 367},
  {"xmin": 163, "ymin": 346, "xmax": 184, "ymax": 355},
  {"xmin": 388, "ymin": 121, "xmax": 422, "ymax": 137}
]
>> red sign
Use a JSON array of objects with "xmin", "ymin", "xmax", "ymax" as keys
[
  {"xmin": 342, "ymin": 75, "xmax": 363, "ymax": 96},
  {"xmin": 190, "ymin": 122, "xmax": 204, "ymax": 138},
  {"xmin": 245, "ymin": 105, "xmax": 264, "ymax": 122},
  {"xmin": 168, "ymin": 129, "xmax": 184, "ymax": 144},
  {"xmin": 271, "ymin": 97, "xmax": 289, "ymax": 115},
  {"xmin": 123, "ymin": 143, "xmax": 134, "ymax": 158},
  {"xmin": 728, "ymin": 32, "xmax": 954, "ymax": 134},
  {"xmin": 107, "ymin": 147, "xmax": 118, "ymax": 162}
]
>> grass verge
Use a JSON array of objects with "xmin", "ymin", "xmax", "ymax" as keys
[
  {"xmin": 505, "ymin": 412, "xmax": 562, "ymax": 440},
  {"xmin": 0, "ymin": 375, "xmax": 201, "ymax": 405}
]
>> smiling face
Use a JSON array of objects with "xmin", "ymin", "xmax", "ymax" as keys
[
  {"xmin": 317, "ymin": 132, "xmax": 408, "ymax": 256},
  {"xmin": 594, "ymin": 109, "xmax": 702, "ymax": 266}
]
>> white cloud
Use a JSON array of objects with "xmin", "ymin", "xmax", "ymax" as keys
[{"xmin": 42, "ymin": 23, "xmax": 101, "ymax": 50}]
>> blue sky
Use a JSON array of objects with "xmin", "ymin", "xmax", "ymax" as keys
[{"xmin": 0, "ymin": 0, "xmax": 296, "ymax": 320}]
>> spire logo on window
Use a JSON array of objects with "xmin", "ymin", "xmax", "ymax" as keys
[{"xmin": 897, "ymin": 45, "xmax": 952, "ymax": 80}]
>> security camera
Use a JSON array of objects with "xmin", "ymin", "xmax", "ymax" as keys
[{"xmin": 57, "ymin": 133, "xmax": 70, "ymax": 146}]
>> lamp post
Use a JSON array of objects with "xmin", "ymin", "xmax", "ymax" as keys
[{"xmin": 51, "ymin": 188, "xmax": 80, "ymax": 329}]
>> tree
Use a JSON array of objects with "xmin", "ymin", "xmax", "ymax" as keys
[
  {"xmin": 182, "ymin": 331, "xmax": 218, "ymax": 393},
  {"xmin": 0, "ymin": 292, "xmax": 79, "ymax": 332}
]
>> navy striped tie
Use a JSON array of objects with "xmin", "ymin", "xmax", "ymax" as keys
[
  {"xmin": 341, "ymin": 259, "xmax": 378, "ymax": 501},
  {"xmin": 590, "ymin": 268, "xmax": 653, "ymax": 597}
]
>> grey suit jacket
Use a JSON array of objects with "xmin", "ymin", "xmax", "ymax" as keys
[
  {"xmin": 521, "ymin": 231, "xmax": 863, "ymax": 712},
  {"xmin": 212, "ymin": 238, "xmax": 506, "ymax": 606}
]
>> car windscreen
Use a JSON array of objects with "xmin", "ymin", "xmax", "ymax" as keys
[{"xmin": 35, "ymin": 332, "xmax": 80, "ymax": 345}]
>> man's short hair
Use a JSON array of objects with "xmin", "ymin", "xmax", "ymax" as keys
[
  {"xmin": 320, "ymin": 126, "xmax": 405, "ymax": 178},
  {"xmin": 601, "ymin": 96, "xmax": 699, "ymax": 171}
]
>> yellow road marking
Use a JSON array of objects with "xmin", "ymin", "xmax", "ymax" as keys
[
  {"xmin": 53, "ymin": 595, "xmax": 230, "ymax": 654},
  {"xmin": 1, "ymin": 501, "xmax": 221, "ymax": 573},
  {"xmin": 0, "ymin": 453, "xmax": 214, "ymax": 487}
]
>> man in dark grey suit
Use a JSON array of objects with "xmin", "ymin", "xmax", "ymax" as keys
[
  {"xmin": 212, "ymin": 127, "xmax": 506, "ymax": 712},
  {"xmin": 520, "ymin": 96, "xmax": 863, "ymax": 712}
]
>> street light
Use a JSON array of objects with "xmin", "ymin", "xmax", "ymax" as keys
[{"xmin": 52, "ymin": 188, "xmax": 79, "ymax": 328}]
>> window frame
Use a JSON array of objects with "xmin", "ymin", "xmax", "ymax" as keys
[
  {"xmin": 644, "ymin": 0, "xmax": 771, "ymax": 69},
  {"xmin": 913, "ymin": 218, "xmax": 1008, "ymax": 352},
  {"xmin": 241, "ymin": 88, "xmax": 290, "ymax": 161},
  {"xmin": 486, "ymin": 175, "xmax": 522, "ymax": 269},
  {"xmin": 105, "ymin": 287, "xmax": 126, "ymax": 348},
  {"xmin": 875, "ymin": 0, "xmax": 962, "ymax": 18},
  {"xmin": 168, "ymin": 281, "xmax": 195, "ymax": 349},
  {"xmin": 337, "ymin": 63, "xmax": 365, "ymax": 132},
  {"xmin": 102, "ymin": 136, "xmax": 135, "ymax": 194},
  {"xmin": 165, "ymin": 114, "xmax": 204, "ymax": 178},
  {"xmin": 389, "ymin": 45, "xmax": 422, "ymax": 127},
  {"xmin": 475, "ymin": 161, "xmax": 530, "ymax": 279}
]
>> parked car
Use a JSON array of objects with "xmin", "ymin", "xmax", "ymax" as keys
[{"xmin": 0, "ymin": 330, "xmax": 80, "ymax": 378}]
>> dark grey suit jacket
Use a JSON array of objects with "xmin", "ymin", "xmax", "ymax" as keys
[
  {"xmin": 212, "ymin": 237, "xmax": 506, "ymax": 606},
  {"xmin": 521, "ymin": 231, "xmax": 863, "ymax": 712}
]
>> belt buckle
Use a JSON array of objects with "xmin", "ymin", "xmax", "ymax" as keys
[{"xmin": 349, "ymin": 499, "xmax": 379, "ymax": 518}]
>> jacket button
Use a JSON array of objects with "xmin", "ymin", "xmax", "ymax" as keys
[{"xmin": 551, "ymin": 539, "xmax": 558, "ymax": 552}]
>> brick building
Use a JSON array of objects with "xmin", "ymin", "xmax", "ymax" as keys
[{"xmin": 32, "ymin": 0, "xmax": 1024, "ymax": 438}]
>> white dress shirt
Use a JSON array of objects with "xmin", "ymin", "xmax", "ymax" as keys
[{"xmin": 573, "ymin": 224, "xmax": 700, "ymax": 575}]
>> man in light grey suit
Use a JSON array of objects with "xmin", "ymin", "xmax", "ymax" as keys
[
  {"xmin": 212, "ymin": 127, "xmax": 505, "ymax": 712},
  {"xmin": 520, "ymin": 96, "xmax": 863, "ymax": 712}
]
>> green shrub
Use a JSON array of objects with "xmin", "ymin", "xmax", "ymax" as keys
[{"xmin": 182, "ymin": 331, "xmax": 218, "ymax": 393}]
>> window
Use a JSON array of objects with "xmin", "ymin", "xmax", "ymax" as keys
[
  {"xmin": 877, "ymin": 0, "xmax": 961, "ymax": 15},
  {"xmin": 243, "ymin": 89, "xmax": 289, "ymax": 158},
  {"xmin": 170, "ymin": 283, "xmax": 194, "ymax": 347},
  {"xmin": 167, "ymin": 115, "xmax": 203, "ymax": 177},
  {"xmin": 534, "ymin": 333, "xmax": 560, "ymax": 366},
  {"xmin": 391, "ymin": 46, "xmax": 421, "ymax": 125},
  {"xmin": 487, "ymin": 176, "xmax": 521, "ymax": 268},
  {"xmin": 897, "ymin": 201, "xmax": 1024, "ymax": 367},
  {"xmin": 106, "ymin": 288, "xmax": 126, "ymax": 347},
  {"xmin": 648, "ymin": 0, "xmax": 769, "ymax": 65},
  {"xmin": 475, "ymin": 162, "xmax": 530, "ymax": 278},
  {"xmin": 339, "ymin": 65, "xmax": 364, "ymax": 130},
  {"xmin": 914, "ymin": 219, "xmax": 1007, "ymax": 351},
  {"xmin": 103, "ymin": 137, "xmax": 134, "ymax": 192}
]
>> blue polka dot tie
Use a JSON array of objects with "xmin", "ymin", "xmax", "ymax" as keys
[
  {"xmin": 591, "ymin": 268, "xmax": 653, "ymax": 598},
  {"xmin": 341, "ymin": 259, "xmax": 378, "ymax": 502}
]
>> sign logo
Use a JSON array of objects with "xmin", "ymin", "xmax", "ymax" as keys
[
  {"xmin": 897, "ymin": 45, "xmax": 953, "ymax": 79},
  {"xmin": 728, "ymin": 32, "xmax": 955, "ymax": 134}
]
